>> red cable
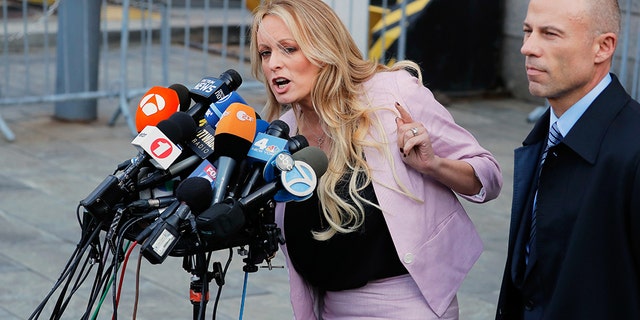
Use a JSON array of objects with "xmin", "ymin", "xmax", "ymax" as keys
[{"xmin": 113, "ymin": 241, "xmax": 138, "ymax": 319}]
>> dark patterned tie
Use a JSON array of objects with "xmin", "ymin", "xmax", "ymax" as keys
[{"xmin": 526, "ymin": 121, "xmax": 563, "ymax": 263}]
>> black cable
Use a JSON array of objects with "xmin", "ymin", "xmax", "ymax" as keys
[
  {"xmin": 28, "ymin": 216, "xmax": 103, "ymax": 320},
  {"xmin": 211, "ymin": 248, "xmax": 233, "ymax": 320},
  {"xmin": 53, "ymin": 250, "xmax": 96, "ymax": 318},
  {"xmin": 81, "ymin": 263, "xmax": 115, "ymax": 320},
  {"xmin": 81, "ymin": 232, "xmax": 116, "ymax": 320}
]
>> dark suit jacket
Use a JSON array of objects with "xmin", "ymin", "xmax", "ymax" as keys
[{"xmin": 497, "ymin": 74, "xmax": 640, "ymax": 319}]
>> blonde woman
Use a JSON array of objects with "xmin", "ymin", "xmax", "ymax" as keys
[{"xmin": 249, "ymin": 0, "xmax": 502, "ymax": 319}]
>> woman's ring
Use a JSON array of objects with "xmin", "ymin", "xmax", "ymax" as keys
[{"xmin": 410, "ymin": 127, "xmax": 418, "ymax": 136}]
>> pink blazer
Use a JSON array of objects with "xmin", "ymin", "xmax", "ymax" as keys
[{"xmin": 275, "ymin": 70, "xmax": 503, "ymax": 318}]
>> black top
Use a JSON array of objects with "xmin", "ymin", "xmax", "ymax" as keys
[{"xmin": 284, "ymin": 172, "xmax": 408, "ymax": 291}]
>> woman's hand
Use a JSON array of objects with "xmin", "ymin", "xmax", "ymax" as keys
[
  {"xmin": 395, "ymin": 102, "xmax": 438, "ymax": 175},
  {"xmin": 394, "ymin": 101, "xmax": 482, "ymax": 196}
]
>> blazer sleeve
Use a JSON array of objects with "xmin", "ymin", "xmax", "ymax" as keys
[{"xmin": 392, "ymin": 71, "xmax": 503, "ymax": 202}]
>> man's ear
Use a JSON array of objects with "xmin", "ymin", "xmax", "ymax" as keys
[{"xmin": 594, "ymin": 32, "xmax": 617, "ymax": 64}]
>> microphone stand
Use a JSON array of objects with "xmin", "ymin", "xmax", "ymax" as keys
[{"xmin": 184, "ymin": 253, "xmax": 212, "ymax": 320}]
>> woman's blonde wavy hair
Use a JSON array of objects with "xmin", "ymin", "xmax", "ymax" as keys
[{"xmin": 250, "ymin": 0, "xmax": 422, "ymax": 240}]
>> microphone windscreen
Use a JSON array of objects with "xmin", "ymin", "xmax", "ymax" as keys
[
  {"xmin": 156, "ymin": 119, "xmax": 183, "ymax": 143},
  {"xmin": 220, "ymin": 69, "xmax": 243, "ymax": 91},
  {"xmin": 214, "ymin": 103, "xmax": 257, "ymax": 160},
  {"xmin": 169, "ymin": 111, "xmax": 198, "ymax": 141},
  {"xmin": 266, "ymin": 119, "xmax": 290, "ymax": 138},
  {"xmin": 292, "ymin": 146, "xmax": 328, "ymax": 178},
  {"xmin": 168, "ymin": 83, "xmax": 192, "ymax": 112},
  {"xmin": 176, "ymin": 177, "xmax": 213, "ymax": 213},
  {"xmin": 287, "ymin": 135, "xmax": 309, "ymax": 153},
  {"xmin": 135, "ymin": 86, "xmax": 181, "ymax": 133}
]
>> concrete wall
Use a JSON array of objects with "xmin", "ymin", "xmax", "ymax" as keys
[{"xmin": 502, "ymin": 0, "xmax": 640, "ymax": 104}]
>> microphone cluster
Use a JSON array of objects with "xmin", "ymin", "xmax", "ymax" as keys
[
  {"xmin": 30, "ymin": 69, "xmax": 330, "ymax": 320},
  {"xmin": 79, "ymin": 69, "xmax": 329, "ymax": 267}
]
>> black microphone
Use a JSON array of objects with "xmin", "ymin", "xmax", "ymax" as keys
[
  {"xmin": 136, "ymin": 154, "xmax": 201, "ymax": 190},
  {"xmin": 186, "ymin": 69, "xmax": 243, "ymax": 121},
  {"xmin": 140, "ymin": 177, "xmax": 213, "ymax": 264},
  {"xmin": 196, "ymin": 146, "xmax": 328, "ymax": 238},
  {"xmin": 209, "ymin": 103, "xmax": 257, "ymax": 205},
  {"xmin": 168, "ymin": 83, "xmax": 192, "ymax": 112},
  {"xmin": 287, "ymin": 134, "xmax": 309, "ymax": 154},
  {"xmin": 80, "ymin": 116, "xmax": 194, "ymax": 220}
]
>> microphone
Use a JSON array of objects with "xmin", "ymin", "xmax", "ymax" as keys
[
  {"xmin": 185, "ymin": 124, "xmax": 216, "ymax": 160},
  {"xmin": 196, "ymin": 146, "xmax": 328, "ymax": 237},
  {"xmin": 81, "ymin": 116, "xmax": 194, "ymax": 219},
  {"xmin": 186, "ymin": 158, "xmax": 218, "ymax": 188},
  {"xmin": 246, "ymin": 119, "xmax": 290, "ymax": 163},
  {"xmin": 255, "ymin": 119, "xmax": 270, "ymax": 137},
  {"xmin": 131, "ymin": 112, "xmax": 199, "ymax": 170},
  {"xmin": 241, "ymin": 121, "xmax": 308, "ymax": 198},
  {"xmin": 168, "ymin": 111, "xmax": 198, "ymax": 140},
  {"xmin": 248, "ymin": 146, "xmax": 328, "ymax": 206},
  {"xmin": 186, "ymin": 69, "xmax": 243, "ymax": 121},
  {"xmin": 287, "ymin": 135, "xmax": 309, "ymax": 153},
  {"xmin": 203, "ymin": 90, "xmax": 248, "ymax": 128},
  {"xmin": 168, "ymin": 83, "xmax": 192, "ymax": 112},
  {"xmin": 81, "ymin": 112, "xmax": 200, "ymax": 220},
  {"xmin": 140, "ymin": 176, "xmax": 213, "ymax": 264},
  {"xmin": 135, "ymin": 85, "xmax": 190, "ymax": 133},
  {"xmin": 136, "ymin": 154, "xmax": 201, "ymax": 190},
  {"xmin": 209, "ymin": 102, "xmax": 257, "ymax": 204},
  {"xmin": 118, "ymin": 111, "xmax": 192, "ymax": 171}
]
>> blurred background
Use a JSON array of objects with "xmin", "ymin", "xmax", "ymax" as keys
[{"xmin": 2, "ymin": 0, "xmax": 639, "ymax": 142}]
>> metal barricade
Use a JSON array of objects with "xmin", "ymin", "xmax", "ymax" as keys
[
  {"xmin": 1, "ymin": 0, "xmax": 639, "ymax": 142},
  {"xmin": 614, "ymin": 0, "xmax": 640, "ymax": 100},
  {"xmin": 0, "ymin": 0, "xmax": 256, "ymax": 141}
]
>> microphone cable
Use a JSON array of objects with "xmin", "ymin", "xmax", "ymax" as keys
[
  {"xmin": 239, "ymin": 271, "xmax": 249, "ymax": 320},
  {"xmin": 112, "ymin": 241, "xmax": 137, "ymax": 320},
  {"xmin": 84, "ymin": 240, "xmax": 133, "ymax": 320},
  {"xmin": 210, "ymin": 248, "xmax": 234, "ymax": 320},
  {"xmin": 28, "ymin": 205, "xmax": 105, "ymax": 320},
  {"xmin": 132, "ymin": 247, "xmax": 143, "ymax": 320}
]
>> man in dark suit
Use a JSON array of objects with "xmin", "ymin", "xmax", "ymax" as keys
[{"xmin": 496, "ymin": 0, "xmax": 640, "ymax": 319}]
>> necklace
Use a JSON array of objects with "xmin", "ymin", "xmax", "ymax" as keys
[{"xmin": 316, "ymin": 133, "xmax": 326, "ymax": 148}]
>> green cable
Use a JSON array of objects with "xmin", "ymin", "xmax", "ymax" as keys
[{"xmin": 90, "ymin": 241, "xmax": 132, "ymax": 320}]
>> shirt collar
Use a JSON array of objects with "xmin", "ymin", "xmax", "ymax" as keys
[{"xmin": 549, "ymin": 73, "xmax": 612, "ymax": 137}]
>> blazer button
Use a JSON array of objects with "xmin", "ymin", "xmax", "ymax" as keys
[
  {"xmin": 524, "ymin": 300, "xmax": 535, "ymax": 311},
  {"xmin": 403, "ymin": 253, "xmax": 414, "ymax": 264}
]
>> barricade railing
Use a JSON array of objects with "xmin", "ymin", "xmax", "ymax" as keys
[
  {"xmin": 1, "ymin": 0, "xmax": 639, "ymax": 142},
  {"xmin": 615, "ymin": 0, "xmax": 640, "ymax": 99},
  {"xmin": 0, "ymin": 0, "xmax": 257, "ymax": 141}
]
